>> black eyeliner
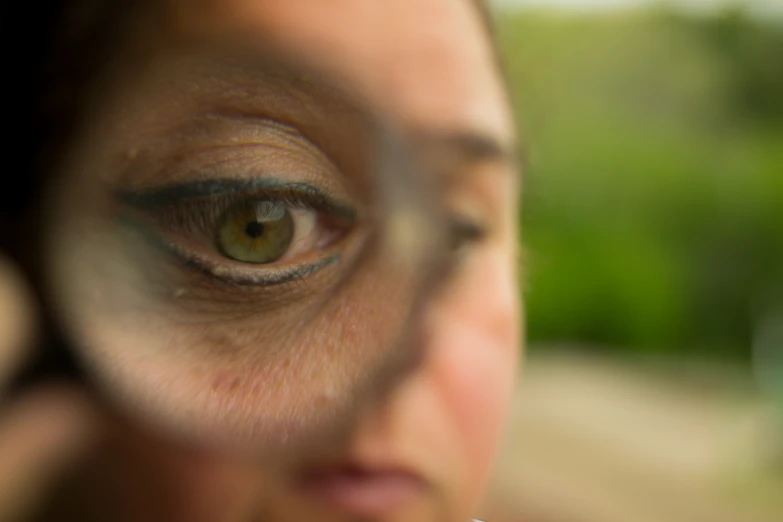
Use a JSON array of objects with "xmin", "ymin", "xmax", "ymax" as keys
[
  {"xmin": 185, "ymin": 254, "xmax": 341, "ymax": 287},
  {"xmin": 117, "ymin": 178, "xmax": 356, "ymax": 221}
]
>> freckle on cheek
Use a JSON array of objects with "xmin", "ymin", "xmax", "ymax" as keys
[{"xmin": 212, "ymin": 373, "xmax": 242, "ymax": 395}]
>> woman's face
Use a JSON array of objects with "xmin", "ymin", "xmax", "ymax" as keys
[{"xmin": 47, "ymin": 1, "xmax": 520, "ymax": 521}]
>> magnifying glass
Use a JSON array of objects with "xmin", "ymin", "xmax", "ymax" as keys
[{"xmin": 35, "ymin": 25, "xmax": 460, "ymax": 466}]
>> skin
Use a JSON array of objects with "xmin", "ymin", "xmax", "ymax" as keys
[{"xmin": 2, "ymin": 1, "xmax": 521, "ymax": 521}]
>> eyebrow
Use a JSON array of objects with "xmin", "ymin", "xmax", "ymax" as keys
[
  {"xmin": 425, "ymin": 130, "xmax": 515, "ymax": 163},
  {"xmin": 410, "ymin": 129, "xmax": 519, "ymax": 177}
]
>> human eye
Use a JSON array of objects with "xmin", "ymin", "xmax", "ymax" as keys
[
  {"xmin": 448, "ymin": 214, "xmax": 487, "ymax": 253},
  {"xmin": 117, "ymin": 179, "xmax": 357, "ymax": 287}
]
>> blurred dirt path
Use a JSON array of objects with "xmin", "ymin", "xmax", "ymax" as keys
[{"xmin": 480, "ymin": 350, "xmax": 783, "ymax": 522}]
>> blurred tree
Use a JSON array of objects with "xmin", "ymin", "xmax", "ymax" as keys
[{"xmin": 499, "ymin": 7, "xmax": 783, "ymax": 362}]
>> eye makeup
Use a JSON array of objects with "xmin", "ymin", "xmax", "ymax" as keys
[
  {"xmin": 118, "ymin": 178, "xmax": 357, "ymax": 220},
  {"xmin": 115, "ymin": 178, "xmax": 356, "ymax": 287}
]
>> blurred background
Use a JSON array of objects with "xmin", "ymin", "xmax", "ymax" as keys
[{"xmin": 483, "ymin": 0, "xmax": 783, "ymax": 521}]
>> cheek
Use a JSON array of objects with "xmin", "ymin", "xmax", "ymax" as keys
[{"xmin": 428, "ymin": 243, "xmax": 521, "ymax": 501}]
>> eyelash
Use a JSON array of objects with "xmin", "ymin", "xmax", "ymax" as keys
[{"xmin": 157, "ymin": 193, "xmax": 309, "ymax": 238}]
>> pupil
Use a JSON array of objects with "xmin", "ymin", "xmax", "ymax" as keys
[{"xmin": 245, "ymin": 221, "xmax": 265, "ymax": 239}]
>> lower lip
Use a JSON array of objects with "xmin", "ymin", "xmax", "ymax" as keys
[{"xmin": 297, "ymin": 466, "xmax": 427, "ymax": 516}]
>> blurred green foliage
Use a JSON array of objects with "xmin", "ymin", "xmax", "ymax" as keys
[{"xmin": 498, "ymin": 7, "xmax": 783, "ymax": 361}]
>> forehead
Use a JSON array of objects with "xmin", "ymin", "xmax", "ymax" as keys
[{"xmin": 166, "ymin": 0, "xmax": 513, "ymax": 146}]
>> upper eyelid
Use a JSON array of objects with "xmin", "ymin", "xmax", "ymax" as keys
[
  {"xmin": 113, "ymin": 113, "xmax": 353, "ymax": 192},
  {"xmin": 114, "ymin": 111, "xmax": 356, "ymax": 190}
]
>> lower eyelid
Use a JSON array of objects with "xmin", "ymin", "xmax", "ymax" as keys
[
  {"xmin": 139, "ymin": 224, "xmax": 341, "ymax": 287},
  {"xmin": 181, "ymin": 251, "xmax": 341, "ymax": 287}
]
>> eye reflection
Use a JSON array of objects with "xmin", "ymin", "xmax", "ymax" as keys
[{"xmin": 117, "ymin": 180, "xmax": 357, "ymax": 286}]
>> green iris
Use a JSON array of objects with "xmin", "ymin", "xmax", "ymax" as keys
[{"xmin": 216, "ymin": 200, "xmax": 294, "ymax": 264}]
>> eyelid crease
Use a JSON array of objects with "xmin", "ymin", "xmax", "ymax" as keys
[{"xmin": 174, "ymin": 249, "xmax": 341, "ymax": 287}]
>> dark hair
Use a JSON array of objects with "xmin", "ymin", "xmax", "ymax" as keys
[
  {"xmin": 4, "ymin": 1, "xmax": 139, "ymax": 392},
  {"xmin": 5, "ymin": 0, "xmax": 137, "ymax": 250}
]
